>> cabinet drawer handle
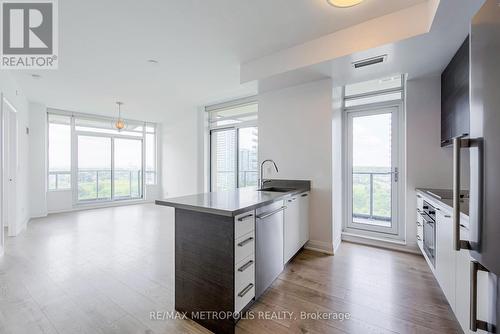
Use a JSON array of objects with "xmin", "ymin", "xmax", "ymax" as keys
[
  {"xmin": 445, "ymin": 215, "xmax": 451, "ymax": 218},
  {"xmin": 238, "ymin": 283, "xmax": 254, "ymax": 298},
  {"xmin": 416, "ymin": 235, "xmax": 421, "ymax": 241},
  {"xmin": 237, "ymin": 237, "xmax": 254, "ymax": 247},
  {"xmin": 301, "ymin": 193, "xmax": 309, "ymax": 197},
  {"xmin": 417, "ymin": 194, "xmax": 422, "ymax": 198},
  {"xmin": 238, "ymin": 260, "xmax": 254, "ymax": 272},
  {"xmin": 416, "ymin": 222, "xmax": 422, "ymax": 227},
  {"xmin": 238, "ymin": 214, "xmax": 254, "ymax": 222},
  {"xmin": 256, "ymin": 206, "xmax": 286, "ymax": 219}
]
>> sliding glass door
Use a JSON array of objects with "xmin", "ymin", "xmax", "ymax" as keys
[
  {"xmin": 114, "ymin": 138, "xmax": 142, "ymax": 199},
  {"xmin": 76, "ymin": 134, "xmax": 143, "ymax": 203},
  {"xmin": 210, "ymin": 126, "xmax": 258, "ymax": 192},
  {"xmin": 211, "ymin": 129, "xmax": 237, "ymax": 191},
  {"xmin": 77, "ymin": 136, "xmax": 112, "ymax": 201}
]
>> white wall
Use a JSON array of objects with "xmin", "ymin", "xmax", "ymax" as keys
[
  {"xmin": 161, "ymin": 107, "xmax": 204, "ymax": 198},
  {"xmin": 258, "ymin": 79, "xmax": 335, "ymax": 254},
  {"xmin": 0, "ymin": 72, "xmax": 30, "ymax": 236},
  {"xmin": 406, "ymin": 76, "xmax": 469, "ymax": 250},
  {"xmin": 331, "ymin": 86, "xmax": 343, "ymax": 253},
  {"xmin": 29, "ymin": 103, "xmax": 48, "ymax": 218}
]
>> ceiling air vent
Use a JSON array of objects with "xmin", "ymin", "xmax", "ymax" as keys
[{"xmin": 352, "ymin": 55, "xmax": 387, "ymax": 69}]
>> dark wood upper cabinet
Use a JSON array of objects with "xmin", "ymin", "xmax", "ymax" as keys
[{"xmin": 441, "ymin": 36, "xmax": 470, "ymax": 147}]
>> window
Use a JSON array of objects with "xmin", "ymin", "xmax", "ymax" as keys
[
  {"xmin": 48, "ymin": 114, "xmax": 71, "ymax": 190},
  {"xmin": 207, "ymin": 97, "xmax": 258, "ymax": 192},
  {"xmin": 77, "ymin": 135, "xmax": 112, "ymax": 201},
  {"xmin": 47, "ymin": 111, "xmax": 158, "ymax": 203}
]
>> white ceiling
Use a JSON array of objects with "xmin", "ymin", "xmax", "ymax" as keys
[
  {"xmin": 256, "ymin": 0, "xmax": 484, "ymax": 92},
  {"xmin": 11, "ymin": 0, "xmax": 426, "ymax": 121}
]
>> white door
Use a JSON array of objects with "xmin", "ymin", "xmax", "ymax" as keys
[
  {"xmin": 1, "ymin": 96, "xmax": 18, "ymax": 240},
  {"xmin": 346, "ymin": 106, "xmax": 401, "ymax": 236}
]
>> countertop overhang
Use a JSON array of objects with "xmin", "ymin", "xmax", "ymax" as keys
[{"xmin": 155, "ymin": 180, "xmax": 311, "ymax": 217}]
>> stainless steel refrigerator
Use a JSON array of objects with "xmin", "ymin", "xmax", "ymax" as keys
[{"xmin": 454, "ymin": 0, "xmax": 500, "ymax": 332}]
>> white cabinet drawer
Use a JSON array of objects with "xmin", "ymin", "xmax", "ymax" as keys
[
  {"xmin": 235, "ymin": 254, "xmax": 255, "ymax": 294},
  {"xmin": 235, "ymin": 282, "xmax": 255, "ymax": 314},
  {"xmin": 235, "ymin": 211, "xmax": 255, "ymax": 239},
  {"xmin": 235, "ymin": 231, "xmax": 254, "ymax": 264}
]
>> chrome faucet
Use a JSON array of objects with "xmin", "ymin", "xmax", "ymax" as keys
[{"xmin": 259, "ymin": 159, "xmax": 279, "ymax": 189}]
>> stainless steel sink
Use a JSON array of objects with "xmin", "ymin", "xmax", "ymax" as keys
[{"xmin": 257, "ymin": 187, "xmax": 295, "ymax": 193}]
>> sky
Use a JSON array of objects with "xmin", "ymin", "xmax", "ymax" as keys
[
  {"xmin": 352, "ymin": 112, "xmax": 392, "ymax": 169},
  {"xmin": 49, "ymin": 124, "xmax": 146, "ymax": 171}
]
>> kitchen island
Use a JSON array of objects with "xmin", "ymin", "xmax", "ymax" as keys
[{"xmin": 155, "ymin": 180, "xmax": 310, "ymax": 334}]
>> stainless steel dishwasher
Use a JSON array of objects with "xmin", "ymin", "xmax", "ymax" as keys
[{"xmin": 255, "ymin": 200, "xmax": 285, "ymax": 298}]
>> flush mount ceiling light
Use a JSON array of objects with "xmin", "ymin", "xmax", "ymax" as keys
[
  {"xmin": 327, "ymin": 0, "xmax": 364, "ymax": 8},
  {"xmin": 115, "ymin": 101, "xmax": 125, "ymax": 131}
]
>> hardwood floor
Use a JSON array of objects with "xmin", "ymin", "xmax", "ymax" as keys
[{"xmin": 0, "ymin": 204, "xmax": 462, "ymax": 334}]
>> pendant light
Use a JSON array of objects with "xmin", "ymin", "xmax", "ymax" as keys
[
  {"xmin": 327, "ymin": 0, "xmax": 364, "ymax": 8},
  {"xmin": 115, "ymin": 101, "xmax": 125, "ymax": 131}
]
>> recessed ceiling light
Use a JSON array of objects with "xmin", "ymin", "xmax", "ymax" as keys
[
  {"xmin": 147, "ymin": 59, "xmax": 159, "ymax": 64},
  {"xmin": 31, "ymin": 74, "xmax": 42, "ymax": 79},
  {"xmin": 327, "ymin": 0, "xmax": 364, "ymax": 8}
]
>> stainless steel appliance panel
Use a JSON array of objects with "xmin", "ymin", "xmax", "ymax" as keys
[
  {"xmin": 255, "ymin": 201, "xmax": 284, "ymax": 298},
  {"xmin": 470, "ymin": 0, "xmax": 500, "ymax": 277}
]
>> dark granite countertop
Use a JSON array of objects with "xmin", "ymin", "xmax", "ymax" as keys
[
  {"xmin": 155, "ymin": 180, "xmax": 310, "ymax": 217},
  {"xmin": 416, "ymin": 188, "xmax": 469, "ymax": 217}
]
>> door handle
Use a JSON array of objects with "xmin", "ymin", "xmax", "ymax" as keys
[
  {"xmin": 391, "ymin": 167, "xmax": 399, "ymax": 182},
  {"xmin": 453, "ymin": 137, "xmax": 472, "ymax": 251},
  {"xmin": 470, "ymin": 261, "xmax": 495, "ymax": 332}
]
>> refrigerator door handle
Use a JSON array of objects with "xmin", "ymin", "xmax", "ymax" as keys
[
  {"xmin": 453, "ymin": 137, "xmax": 472, "ymax": 251},
  {"xmin": 470, "ymin": 261, "xmax": 495, "ymax": 332}
]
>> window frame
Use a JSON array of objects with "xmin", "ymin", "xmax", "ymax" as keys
[
  {"xmin": 207, "ymin": 96, "xmax": 258, "ymax": 192},
  {"xmin": 47, "ymin": 110, "xmax": 158, "ymax": 203},
  {"xmin": 47, "ymin": 113, "xmax": 72, "ymax": 192},
  {"xmin": 341, "ymin": 74, "xmax": 407, "ymax": 242}
]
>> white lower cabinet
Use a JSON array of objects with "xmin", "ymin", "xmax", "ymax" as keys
[
  {"xmin": 298, "ymin": 192, "xmax": 310, "ymax": 246},
  {"xmin": 417, "ymin": 193, "xmax": 496, "ymax": 334},
  {"xmin": 436, "ymin": 210, "xmax": 456, "ymax": 309},
  {"xmin": 284, "ymin": 191, "xmax": 309, "ymax": 264},
  {"xmin": 455, "ymin": 226, "xmax": 472, "ymax": 333},
  {"xmin": 284, "ymin": 196, "xmax": 300, "ymax": 263},
  {"xmin": 234, "ymin": 210, "xmax": 255, "ymax": 313}
]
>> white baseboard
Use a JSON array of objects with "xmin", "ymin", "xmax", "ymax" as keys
[
  {"xmin": 30, "ymin": 213, "xmax": 48, "ymax": 219},
  {"xmin": 333, "ymin": 236, "xmax": 342, "ymax": 254},
  {"xmin": 342, "ymin": 233, "xmax": 421, "ymax": 255},
  {"xmin": 304, "ymin": 240, "xmax": 334, "ymax": 255}
]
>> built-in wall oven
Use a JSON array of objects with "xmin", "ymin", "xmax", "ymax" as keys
[{"xmin": 421, "ymin": 201, "xmax": 436, "ymax": 267}]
